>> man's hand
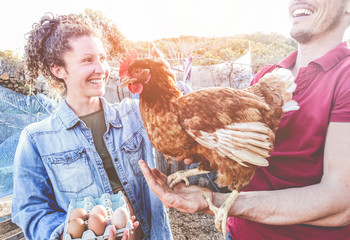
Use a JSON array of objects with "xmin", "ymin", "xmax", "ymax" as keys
[
  {"xmin": 108, "ymin": 216, "xmax": 139, "ymax": 240},
  {"xmin": 139, "ymin": 160, "xmax": 212, "ymax": 214},
  {"xmin": 148, "ymin": 42, "xmax": 175, "ymax": 80}
]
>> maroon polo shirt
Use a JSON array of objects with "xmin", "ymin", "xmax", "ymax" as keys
[{"xmin": 227, "ymin": 42, "xmax": 350, "ymax": 240}]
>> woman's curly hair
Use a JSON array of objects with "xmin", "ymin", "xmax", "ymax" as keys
[{"xmin": 25, "ymin": 13, "xmax": 102, "ymax": 96}]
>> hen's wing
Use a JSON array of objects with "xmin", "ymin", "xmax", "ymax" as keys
[{"xmin": 177, "ymin": 87, "xmax": 273, "ymax": 167}]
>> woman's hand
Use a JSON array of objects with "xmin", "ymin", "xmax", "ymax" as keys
[
  {"xmin": 139, "ymin": 160, "xmax": 212, "ymax": 214},
  {"xmin": 108, "ymin": 216, "xmax": 139, "ymax": 240}
]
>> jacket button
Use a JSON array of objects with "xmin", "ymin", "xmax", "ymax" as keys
[
  {"xmin": 132, "ymin": 200, "xmax": 136, "ymax": 204},
  {"xmin": 114, "ymin": 158, "xmax": 118, "ymax": 162},
  {"xmin": 123, "ymin": 182, "xmax": 127, "ymax": 185}
]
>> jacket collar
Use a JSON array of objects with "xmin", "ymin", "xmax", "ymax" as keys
[
  {"xmin": 277, "ymin": 42, "xmax": 350, "ymax": 72},
  {"xmin": 100, "ymin": 97, "xmax": 122, "ymax": 129},
  {"xmin": 57, "ymin": 97, "xmax": 122, "ymax": 129}
]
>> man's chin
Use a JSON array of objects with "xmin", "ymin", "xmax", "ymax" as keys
[{"xmin": 290, "ymin": 30, "xmax": 314, "ymax": 44}]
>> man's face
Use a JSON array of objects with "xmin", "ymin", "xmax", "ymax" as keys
[{"xmin": 289, "ymin": 0, "xmax": 348, "ymax": 43}]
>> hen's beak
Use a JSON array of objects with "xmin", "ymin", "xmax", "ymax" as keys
[
  {"xmin": 120, "ymin": 69, "xmax": 151, "ymax": 88},
  {"xmin": 120, "ymin": 77, "xmax": 134, "ymax": 88}
]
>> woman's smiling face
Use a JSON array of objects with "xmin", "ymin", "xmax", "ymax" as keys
[{"xmin": 60, "ymin": 35, "xmax": 110, "ymax": 101}]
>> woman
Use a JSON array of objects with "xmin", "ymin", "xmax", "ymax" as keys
[{"xmin": 11, "ymin": 13, "xmax": 172, "ymax": 240}]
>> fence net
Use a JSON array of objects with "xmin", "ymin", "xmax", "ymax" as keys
[{"xmin": 0, "ymin": 85, "xmax": 57, "ymax": 198}]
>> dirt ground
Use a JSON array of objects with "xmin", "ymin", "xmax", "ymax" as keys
[{"xmin": 168, "ymin": 208, "xmax": 223, "ymax": 240}]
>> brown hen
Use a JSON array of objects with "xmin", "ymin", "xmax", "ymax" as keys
[{"xmin": 119, "ymin": 52, "xmax": 299, "ymax": 237}]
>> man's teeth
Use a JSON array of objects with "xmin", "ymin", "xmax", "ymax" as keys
[{"xmin": 293, "ymin": 9, "xmax": 313, "ymax": 17}]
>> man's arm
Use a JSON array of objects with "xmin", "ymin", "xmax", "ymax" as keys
[{"xmin": 139, "ymin": 122, "xmax": 350, "ymax": 227}]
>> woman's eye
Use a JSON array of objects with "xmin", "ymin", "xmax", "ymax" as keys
[{"xmin": 83, "ymin": 58, "xmax": 92, "ymax": 63}]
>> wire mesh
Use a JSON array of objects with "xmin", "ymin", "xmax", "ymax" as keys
[{"xmin": 0, "ymin": 85, "xmax": 57, "ymax": 198}]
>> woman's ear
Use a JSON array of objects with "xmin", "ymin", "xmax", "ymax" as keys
[{"xmin": 50, "ymin": 64, "xmax": 68, "ymax": 80}]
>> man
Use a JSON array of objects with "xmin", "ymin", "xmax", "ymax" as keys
[{"xmin": 139, "ymin": 0, "xmax": 350, "ymax": 239}]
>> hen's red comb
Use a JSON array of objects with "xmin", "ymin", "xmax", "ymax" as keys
[{"xmin": 119, "ymin": 50, "xmax": 139, "ymax": 79}]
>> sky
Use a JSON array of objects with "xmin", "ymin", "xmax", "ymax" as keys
[{"xmin": 0, "ymin": 0, "xmax": 294, "ymax": 56}]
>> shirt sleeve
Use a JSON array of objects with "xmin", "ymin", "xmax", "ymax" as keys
[
  {"xmin": 330, "ymin": 72, "xmax": 350, "ymax": 122},
  {"xmin": 11, "ymin": 128, "xmax": 66, "ymax": 240}
]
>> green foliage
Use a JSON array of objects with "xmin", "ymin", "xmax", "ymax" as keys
[
  {"xmin": 0, "ymin": 50, "xmax": 24, "ymax": 76},
  {"xmin": 83, "ymin": 9, "xmax": 126, "ymax": 59},
  {"xmin": 0, "ymin": 50, "xmax": 22, "ymax": 62},
  {"xmin": 123, "ymin": 33, "xmax": 297, "ymax": 74}
]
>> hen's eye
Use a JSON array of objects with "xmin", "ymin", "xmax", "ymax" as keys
[{"xmin": 133, "ymin": 69, "xmax": 142, "ymax": 75}]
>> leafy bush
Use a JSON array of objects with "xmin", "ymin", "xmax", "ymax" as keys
[{"xmin": 123, "ymin": 33, "xmax": 297, "ymax": 74}]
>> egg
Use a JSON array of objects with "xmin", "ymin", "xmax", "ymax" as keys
[
  {"xmin": 69, "ymin": 208, "xmax": 88, "ymax": 221},
  {"xmin": 111, "ymin": 207, "xmax": 130, "ymax": 229},
  {"xmin": 88, "ymin": 212, "xmax": 107, "ymax": 236},
  {"xmin": 67, "ymin": 218, "xmax": 85, "ymax": 239},
  {"xmin": 89, "ymin": 205, "xmax": 107, "ymax": 218}
]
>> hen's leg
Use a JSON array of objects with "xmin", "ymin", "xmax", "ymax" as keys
[
  {"xmin": 167, "ymin": 168, "xmax": 210, "ymax": 188},
  {"xmin": 203, "ymin": 190, "xmax": 239, "ymax": 239}
]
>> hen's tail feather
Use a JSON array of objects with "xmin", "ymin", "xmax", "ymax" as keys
[
  {"xmin": 262, "ymin": 68, "xmax": 300, "ymax": 113},
  {"xmin": 283, "ymin": 100, "xmax": 300, "ymax": 112}
]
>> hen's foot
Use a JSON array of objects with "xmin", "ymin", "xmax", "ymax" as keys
[
  {"xmin": 167, "ymin": 168, "xmax": 210, "ymax": 188},
  {"xmin": 203, "ymin": 190, "xmax": 239, "ymax": 239}
]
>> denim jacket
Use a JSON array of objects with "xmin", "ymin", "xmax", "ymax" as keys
[{"xmin": 12, "ymin": 97, "xmax": 172, "ymax": 240}]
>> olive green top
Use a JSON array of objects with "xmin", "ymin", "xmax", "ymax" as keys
[{"xmin": 80, "ymin": 109, "xmax": 122, "ymax": 190}]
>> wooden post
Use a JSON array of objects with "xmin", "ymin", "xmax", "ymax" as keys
[
  {"xmin": 155, "ymin": 150, "xmax": 168, "ymax": 175},
  {"xmin": 155, "ymin": 150, "xmax": 185, "ymax": 175}
]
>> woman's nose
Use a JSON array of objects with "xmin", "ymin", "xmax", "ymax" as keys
[{"xmin": 94, "ymin": 61, "xmax": 107, "ymax": 74}]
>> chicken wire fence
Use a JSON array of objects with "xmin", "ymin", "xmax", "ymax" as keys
[{"xmin": 0, "ymin": 85, "xmax": 58, "ymax": 198}]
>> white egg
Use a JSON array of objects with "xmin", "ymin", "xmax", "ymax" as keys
[{"xmin": 111, "ymin": 207, "xmax": 130, "ymax": 229}]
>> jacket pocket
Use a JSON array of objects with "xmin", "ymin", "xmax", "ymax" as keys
[
  {"xmin": 48, "ymin": 148, "xmax": 94, "ymax": 193},
  {"xmin": 121, "ymin": 134, "xmax": 144, "ymax": 176}
]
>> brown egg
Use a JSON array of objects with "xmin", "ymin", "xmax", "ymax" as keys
[
  {"xmin": 89, "ymin": 205, "xmax": 107, "ymax": 218},
  {"xmin": 69, "ymin": 208, "xmax": 88, "ymax": 221},
  {"xmin": 67, "ymin": 218, "xmax": 85, "ymax": 239},
  {"xmin": 88, "ymin": 213, "xmax": 108, "ymax": 236},
  {"xmin": 111, "ymin": 207, "xmax": 130, "ymax": 229}
]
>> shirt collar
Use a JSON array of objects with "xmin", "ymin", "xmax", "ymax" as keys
[
  {"xmin": 277, "ymin": 42, "xmax": 350, "ymax": 71},
  {"xmin": 313, "ymin": 42, "xmax": 350, "ymax": 71},
  {"xmin": 100, "ymin": 97, "xmax": 122, "ymax": 129},
  {"xmin": 56, "ymin": 100, "xmax": 80, "ymax": 129},
  {"xmin": 57, "ymin": 97, "xmax": 122, "ymax": 129}
]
